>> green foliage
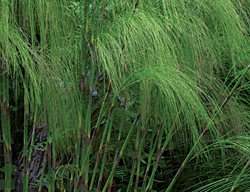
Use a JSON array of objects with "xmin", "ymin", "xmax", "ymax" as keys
[{"xmin": 0, "ymin": 0, "xmax": 249, "ymax": 191}]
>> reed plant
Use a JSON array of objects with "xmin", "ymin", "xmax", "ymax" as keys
[{"xmin": 0, "ymin": 0, "xmax": 250, "ymax": 191}]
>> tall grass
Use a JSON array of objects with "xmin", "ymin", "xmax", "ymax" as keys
[{"xmin": 0, "ymin": 0, "xmax": 249, "ymax": 191}]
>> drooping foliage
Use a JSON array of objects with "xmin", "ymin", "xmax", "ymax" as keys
[{"xmin": 0, "ymin": 0, "xmax": 250, "ymax": 191}]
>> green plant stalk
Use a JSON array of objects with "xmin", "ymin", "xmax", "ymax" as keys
[
  {"xmin": 97, "ymin": 112, "xmax": 114, "ymax": 191},
  {"xmin": 230, "ymin": 159, "xmax": 250, "ymax": 192},
  {"xmin": 75, "ymin": 110, "xmax": 82, "ymax": 169},
  {"xmin": 80, "ymin": 70, "xmax": 95, "ymax": 190},
  {"xmin": 0, "ymin": 77, "xmax": 12, "ymax": 192},
  {"xmin": 165, "ymin": 64, "xmax": 250, "ymax": 192},
  {"xmin": 89, "ymin": 84, "xmax": 112, "ymax": 155},
  {"xmin": 97, "ymin": 148, "xmax": 108, "ymax": 191},
  {"xmin": 99, "ymin": 103, "xmax": 126, "ymax": 191},
  {"xmin": 128, "ymin": 124, "xmax": 145, "ymax": 191},
  {"xmin": 23, "ymin": 82, "xmax": 29, "ymax": 192},
  {"xmin": 135, "ymin": 130, "xmax": 145, "ymax": 190},
  {"xmin": 80, "ymin": 115, "xmax": 91, "ymax": 190},
  {"xmin": 47, "ymin": 142, "xmax": 52, "ymax": 192},
  {"xmin": 81, "ymin": 145, "xmax": 91, "ymax": 191},
  {"xmin": 51, "ymin": 125, "xmax": 57, "ymax": 192},
  {"xmin": 46, "ymin": 95, "xmax": 58, "ymax": 192},
  {"xmin": 80, "ymin": 0, "xmax": 89, "ymax": 79},
  {"xmin": 141, "ymin": 131, "xmax": 158, "ymax": 191},
  {"xmin": 101, "ymin": 147, "xmax": 119, "ymax": 192},
  {"xmin": 86, "ymin": 31, "xmax": 98, "ymax": 135},
  {"xmin": 28, "ymin": 0, "xmax": 35, "ymax": 46},
  {"xmin": 37, "ymin": 0, "xmax": 46, "ymax": 47},
  {"xmin": 129, "ymin": 128, "xmax": 140, "ymax": 191},
  {"xmin": 146, "ymin": 126, "xmax": 164, "ymax": 190},
  {"xmin": 142, "ymin": 117, "xmax": 177, "ymax": 191},
  {"xmin": 102, "ymin": 114, "xmax": 140, "ymax": 192},
  {"xmin": 89, "ymin": 103, "xmax": 113, "ymax": 190},
  {"xmin": 120, "ymin": 114, "xmax": 140, "ymax": 157},
  {"xmin": 84, "ymin": 98, "xmax": 113, "ymax": 191},
  {"xmin": 127, "ymin": 159, "xmax": 136, "ymax": 192},
  {"xmin": 127, "ymin": 119, "xmax": 143, "ymax": 191},
  {"xmin": 108, "ymin": 108, "xmax": 126, "ymax": 192},
  {"xmin": 78, "ymin": 1, "xmax": 91, "ymax": 189}
]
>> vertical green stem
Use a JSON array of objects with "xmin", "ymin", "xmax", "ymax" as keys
[
  {"xmin": 102, "ymin": 114, "xmax": 140, "ymax": 192},
  {"xmin": 23, "ymin": 82, "xmax": 29, "ymax": 192},
  {"xmin": 0, "ymin": 77, "xmax": 12, "ymax": 192}
]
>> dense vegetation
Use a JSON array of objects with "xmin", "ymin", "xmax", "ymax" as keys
[{"xmin": 0, "ymin": 0, "xmax": 250, "ymax": 191}]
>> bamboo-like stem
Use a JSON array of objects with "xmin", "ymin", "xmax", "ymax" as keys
[
  {"xmin": 141, "ymin": 132, "xmax": 158, "ymax": 191},
  {"xmin": 78, "ymin": 0, "xmax": 90, "ymax": 190},
  {"xmin": 23, "ymin": 80, "xmax": 29, "ymax": 192},
  {"xmin": 127, "ymin": 124, "xmax": 145, "ymax": 191},
  {"xmin": 146, "ymin": 126, "xmax": 164, "ymax": 190},
  {"xmin": 0, "ymin": 77, "xmax": 12, "ymax": 192},
  {"xmin": 101, "ymin": 114, "xmax": 140, "ymax": 192},
  {"xmin": 89, "ymin": 93, "xmax": 113, "ymax": 190},
  {"xmin": 97, "ymin": 111, "xmax": 114, "ymax": 191}
]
